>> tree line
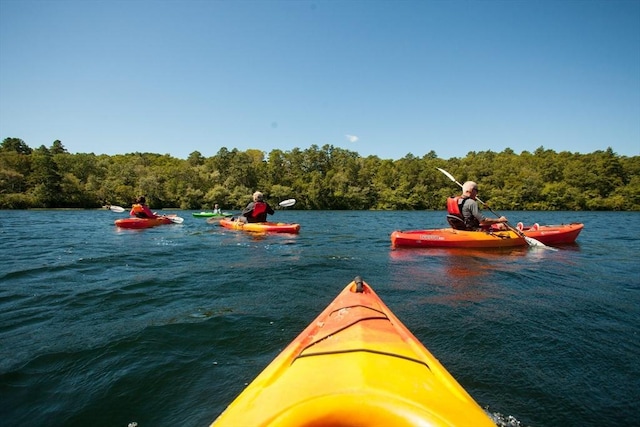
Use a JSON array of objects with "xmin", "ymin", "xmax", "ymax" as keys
[{"xmin": 1, "ymin": 137, "xmax": 638, "ymax": 211}]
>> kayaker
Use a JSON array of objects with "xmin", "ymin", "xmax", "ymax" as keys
[
  {"xmin": 238, "ymin": 191, "xmax": 274, "ymax": 223},
  {"xmin": 130, "ymin": 196, "xmax": 158, "ymax": 219},
  {"xmin": 447, "ymin": 181, "xmax": 508, "ymax": 231},
  {"xmin": 213, "ymin": 204, "xmax": 222, "ymax": 215}
]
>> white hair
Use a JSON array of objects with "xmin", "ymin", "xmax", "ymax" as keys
[
  {"xmin": 253, "ymin": 191, "xmax": 264, "ymax": 202},
  {"xmin": 462, "ymin": 181, "xmax": 478, "ymax": 194}
]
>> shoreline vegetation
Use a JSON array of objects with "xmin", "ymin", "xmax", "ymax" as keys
[{"xmin": 1, "ymin": 137, "xmax": 638, "ymax": 211}]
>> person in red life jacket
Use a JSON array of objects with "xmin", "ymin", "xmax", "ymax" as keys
[
  {"xmin": 130, "ymin": 196, "xmax": 158, "ymax": 219},
  {"xmin": 446, "ymin": 181, "xmax": 507, "ymax": 231},
  {"xmin": 238, "ymin": 191, "xmax": 275, "ymax": 223}
]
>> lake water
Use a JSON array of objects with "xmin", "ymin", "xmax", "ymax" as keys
[{"xmin": 1, "ymin": 209, "xmax": 638, "ymax": 427}]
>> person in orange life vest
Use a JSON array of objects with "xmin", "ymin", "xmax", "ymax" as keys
[
  {"xmin": 446, "ymin": 181, "xmax": 507, "ymax": 231},
  {"xmin": 238, "ymin": 191, "xmax": 274, "ymax": 223},
  {"xmin": 130, "ymin": 196, "xmax": 158, "ymax": 219}
]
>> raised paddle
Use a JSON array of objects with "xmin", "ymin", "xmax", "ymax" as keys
[
  {"xmin": 109, "ymin": 205, "xmax": 184, "ymax": 224},
  {"xmin": 279, "ymin": 198, "xmax": 296, "ymax": 208},
  {"xmin": 436, "ymin": 168, "xmax": 553, "ymax": 249}
]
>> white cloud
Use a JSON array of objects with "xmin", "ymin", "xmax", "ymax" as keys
[{"xmin": 345, "ymin": 134, "xmax": 359, "ymax": 143}]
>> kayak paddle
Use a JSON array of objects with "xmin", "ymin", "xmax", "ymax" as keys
[{"xmin": 436, "ymin": 168, "xmax": 553, "ymax": 249}]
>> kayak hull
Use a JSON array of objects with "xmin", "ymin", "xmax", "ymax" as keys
[
  {"xmin": 114, "ymin": 216, "xmax": 174, "ymax": 229},
  {"xmin": 391, "ymin": 223, "xmax": 583, "ymax": 248},
  {"xmin": 211, "ymin": 278, "xmax": 495, "ymax": 427},
  {"xmin": 192, "ymin": 212, "xmax": 233, "ymax": 218},
  {"xmin": 219, "ymin": 218, "xmax": 300, "ymax": 234},
  {"xmin": 521, "ymin": 222, "xmax": 584, "ymax": 245}
]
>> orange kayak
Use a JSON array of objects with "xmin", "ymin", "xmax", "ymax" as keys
[
  {"xmin": 219, "ymin": 218, "xmax": 300, "ymax": 234},
  {"xmin": 391, "ymin": 223, "xmax": 583, "ymax": 248},
  {"xmin": 210, "ymin": 277, "xmax": 495, "ymax": 427}
]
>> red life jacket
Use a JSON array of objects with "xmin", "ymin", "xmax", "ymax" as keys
[
  {"xmin": 447, "ymin": 196, "xmax": 462, "ymax": 219},
  {"xmin": 246, "ymin": 201, "xmax": 270, "ymax": 222},
  {"xmin": 446, "ymin": 197, "xmax": 474, "ymax": 230},
  {"xmin": 252, "ymin": 201, "xmax": 268, "ymax": 217}
]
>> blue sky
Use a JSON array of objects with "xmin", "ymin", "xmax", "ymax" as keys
[{"xmin": 1, "ymin": 0, "xmax": 638, "ymax": 160}]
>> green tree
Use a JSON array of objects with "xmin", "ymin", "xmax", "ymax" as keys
[
  {"xmin": 1, "ymin": 137, "xmax": 32, "ymax": 155},
  {"xmin": 28, "ymin": 145, "xmax": 62, "ymax": 207}
]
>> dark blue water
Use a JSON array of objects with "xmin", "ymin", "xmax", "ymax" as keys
[{"xmin": 1, "ymin": 210, "xmax": 638, "ymax": 427}]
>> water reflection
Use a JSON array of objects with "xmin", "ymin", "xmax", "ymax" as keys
[
  {"xmin": 391, "ymin": 246, "xmax": 529, "ymax": 275},
  {"xmin": 389, "ymin": 247, "xmax": 535, "ymax": 305}
]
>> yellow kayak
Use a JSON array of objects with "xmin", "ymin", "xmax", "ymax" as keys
[
  {"xmin": 219, "ymin": 218, "xmax": 300, "ymax": 234},
  {"xmin": 210, "ymin": 277, "xmax": 495, "ymax": 427}
]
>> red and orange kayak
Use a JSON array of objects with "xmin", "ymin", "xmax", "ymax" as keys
[
  {"xmin": 219, "ymin": 218, "xmax": 300, "ymax": 234},
  {"xmin": 114, "ymin": 216, "xmax": 176, "ymax": 229},
  {"xmin": 210, "ymin": 277, "xmax": 495, "ymax": 427},
  {"xmin": 391, "ymin": 223, "xmax": 583, "ymax": 248}
]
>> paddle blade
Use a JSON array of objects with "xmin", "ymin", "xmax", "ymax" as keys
[
  {"xmin": 109, "ymin": 205, "xmax": 125, "ymax": 213},
  {"xmin": 524, "ymin": 236, "xmax": 556, "ymax": 250},
  {"xmin": 169, "ymin": 216, "xmax": 184, "ymax": 224},
  {"xmin": 279, "ymin": 198, "xmax": 296, "ymax": 207}
]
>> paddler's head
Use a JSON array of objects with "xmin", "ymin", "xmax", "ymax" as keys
[{"xmin": 462, "ymin": 181, "xmax": 478, "ymax": 199}]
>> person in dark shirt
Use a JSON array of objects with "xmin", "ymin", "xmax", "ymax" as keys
[
  {"xmin": 447, "ymin": 181, "xmax": 507, "ymax": 230},
  {"xmin": 238, "ymin": 191, "xmax": 274, "ymax": 223}
]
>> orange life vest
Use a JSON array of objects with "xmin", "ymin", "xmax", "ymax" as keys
[
  {"xmin": 447, "ymin": 197, "xmax": 464, "ymax": 216},
  {"xmin": 130, "ymin": 203, "xmax": 151, "ymax": 218}
]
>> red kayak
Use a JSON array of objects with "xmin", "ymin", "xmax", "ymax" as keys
[
  {"xmin": 114, "ymin": 216, "xmax": 179, "ymax": 229},
  {"xmin": 391, "ymin": 223, "xmax": 583, "ymax": 248}
]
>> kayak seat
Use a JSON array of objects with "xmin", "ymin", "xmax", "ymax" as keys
[{"xmin": 446, "ymin": 214, "xmax": 468, "ymax": 230}]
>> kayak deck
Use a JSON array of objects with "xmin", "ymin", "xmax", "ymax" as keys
[{"xmin": 211, "ymin": 277, "xmax": 495, "ymax": 427}]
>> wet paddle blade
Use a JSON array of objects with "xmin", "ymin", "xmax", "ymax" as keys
[
  {"xmin": 168, "ymin": 216, "xmax": 184, "ymax": 224},
  {"xmin": 524, "ymin": 235, "xmax": 556, "ymax": 250}
]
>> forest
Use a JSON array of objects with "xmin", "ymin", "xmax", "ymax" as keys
[{"xmin": 1, "ymin": 137, "xmax": 639, "ymax": 211}]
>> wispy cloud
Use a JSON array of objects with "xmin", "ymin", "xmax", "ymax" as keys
[{"xmin": 345, "ymin": 134, "xmax": 359, "ymax": 143}]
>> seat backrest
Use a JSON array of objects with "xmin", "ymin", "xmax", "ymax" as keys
[{"xmin": 447, "ymin": 214, "xmax": 467, "ymax": 230}]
